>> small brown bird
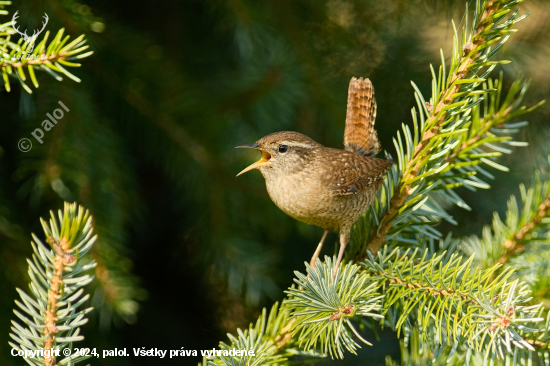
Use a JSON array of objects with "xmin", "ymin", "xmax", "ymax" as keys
[{"xmin": 237, "ymin": 77, "xmax": 392, "ymax": 274}]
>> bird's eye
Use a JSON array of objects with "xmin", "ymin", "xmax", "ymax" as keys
[{"xmin": 278, "ymin": 145, "xmax": 289, "ymax": 153}]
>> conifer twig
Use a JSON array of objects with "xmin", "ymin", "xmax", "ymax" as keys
[
  {"xmin": 1, "ymin": 52, "xmax": 78, "ymax": 68},
  {"xmin": 0, "ymin": 7, "xmax": 93, "ymax": 92},
  {"xmin": 9, "ymin": 204, "xmax": 96, "ymax": 366},
  {"xmin": 446, "ymin": 107, "xmax": 512, "ymax": 163},
  {"xmin": 366, "ymin": 0, "xmax": 503, "ymax": 255},
  {"xmin": 44, "ymin": 237, "xmax": 75, "ymax": 366},
  {"xmin": 497, "ymin": 192, "xmax": 550, "ymax": 264}
]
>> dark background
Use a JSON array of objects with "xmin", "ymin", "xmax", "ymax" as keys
[{"xmin": 1, "ymin": 0, "xmax": 549, "ymax": 365}]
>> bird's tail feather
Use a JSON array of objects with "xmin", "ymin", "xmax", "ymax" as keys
[{"xmin": 343, "ymin": 77, "xmax": 381, "ymax": 157}]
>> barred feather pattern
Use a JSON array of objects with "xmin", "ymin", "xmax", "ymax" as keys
[{"xmin": 344, "ymin": 77, "xmax": 381, "ymax": 157}]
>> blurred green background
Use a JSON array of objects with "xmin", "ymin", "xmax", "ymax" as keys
[{"xmin": 1, "ymin": 0, "xmax": 549, "ymax": 365}]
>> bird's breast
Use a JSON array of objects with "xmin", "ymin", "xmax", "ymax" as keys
[
  {"xmin": 259, "ymin": 150, "xmax": 382, "ymax": 230},
  {"xmin": 262, "ymin": 169, "xmax": 342, "ymax": 229}
]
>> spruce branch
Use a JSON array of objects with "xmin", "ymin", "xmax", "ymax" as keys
[
  {"xmin": 363, "ymin": 247, "xmax": 546, "ymax": 361},
  {"xmin": 203, "ymin": 260, "xmax": 383, "ymax": 364},
  {"xmin": 444, "ymin": 74, "xmax": 543, "ymax": 171},
  {"xmin": 498, "ymin": 186, "xmax": 550, "ymax": 265},
  {"xmin": 462, "ymin": 163, "xmax": 550, "ymax": 275},
  {"xmin": 351, "ymin": 72, "xmax": 538, "ymax": 263},
  {"xmin": 285, "ymin": 258, "xmax": 383, "ymax": 359},
  {"xmin": 364, "ymin": 0, "xmax": 531, "ymax": 255},
  {"xmin": 0, "ymin": 5, "xmax": 92, "ymax": 93},
  {"xmin": 384, "ymin": 326, "xmax": 467, "ymax": 366},
  {"xmin": 9, "ymin": 203, "xmax": 97, "ymax": 366},
  {"xmin": 213, "ymin": 246, "xmax": 550, "ymax": 364},
  {"xmin": 43, "ymin": 236, "xmax": 72, "ymax": 365},
  {"xmin": 201, "ymin": 302, "xmax": 299, "ymax": 366},
  {"xmin": 427, "ymin": 73, "xmax": 543, "ymax": 205}
]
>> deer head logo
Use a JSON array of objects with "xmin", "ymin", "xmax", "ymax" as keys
[{"xmin": 11, "ymin": 11, "xmax": 49, "ymax": 55}]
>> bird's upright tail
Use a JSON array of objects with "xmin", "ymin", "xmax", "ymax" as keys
[{"xmin": 343, "ymin": 77, "xmax": 381, "ymax": 157}]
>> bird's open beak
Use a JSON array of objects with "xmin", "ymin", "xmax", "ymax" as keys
[{"xmin": 236, "ymin": 143, "xmax": 272, "ymax": 176}]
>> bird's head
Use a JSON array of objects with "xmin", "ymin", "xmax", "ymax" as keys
[{"xmin": 236, "ymin": 131, "xmax": 322, "ymax": 178}]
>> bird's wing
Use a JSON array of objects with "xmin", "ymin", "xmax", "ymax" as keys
[
  {"xmin": 343, "ymin": 77, "xmax": 381, "ymax": 157},
  {"xmin": 330, "ymin": 156, "xmax": 393, "ymax": 196}
]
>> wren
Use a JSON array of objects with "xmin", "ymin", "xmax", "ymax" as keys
[{"xmin": 237, "ymin": 77, "xmax": 393, "ymax": 274}]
